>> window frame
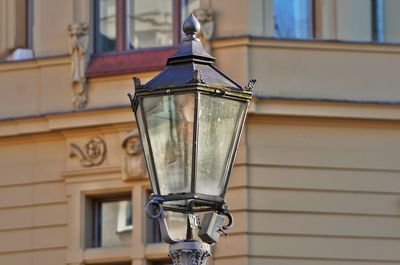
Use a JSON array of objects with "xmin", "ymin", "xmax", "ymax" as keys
[
  {"xmin": 93, "ymin": 0, "xmax": 182, "ymax": 54},
  {"xmin": 89, "ymin": 193, "xmax": 133, "ymax": 248},
  {"xmin": 88, "ymin": 0, "xmax": 188, "ymax": 78}
]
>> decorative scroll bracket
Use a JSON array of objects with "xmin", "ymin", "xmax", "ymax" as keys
[{"xmin": 69, "ymin": 136, "xmax": 107, "ymax": 167}]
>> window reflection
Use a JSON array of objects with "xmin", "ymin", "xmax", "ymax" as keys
[
  {"xmin": 127, "ymin": 0, "xmax": 173, "ymax": 49},
  {"xmin": 372, "ymin": 0, "xmax": 400, "ymax": 43},
  {"xmin": 274, "ymin": 0, "xmax": 313, "ymax": 39},
  {"xmin": 89, "ymin": 197, "xmax": 132, "ymax": 248},
  {"xmin": 96, "ymin": 0, "xmax": 117, "ymax": 53}
]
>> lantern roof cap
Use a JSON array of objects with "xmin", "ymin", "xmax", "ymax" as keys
[
  {"xmin": 166, "ymin": 13, "xmax": 216, "ymax": 64},
  {"xmin": 142, "ymin": 14, "xmax": 244, "ymax": 91}
]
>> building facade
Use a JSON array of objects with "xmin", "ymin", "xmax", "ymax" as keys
[{"xmin": 1, "ymin": 0, "xmax": 400, "ymax": 264}]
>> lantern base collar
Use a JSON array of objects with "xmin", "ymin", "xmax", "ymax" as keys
[
  {"xmin": 169, "ymin": 241, "xmax": 211, "ymax": 265},
  {"xmin": 149, "ymin": 193, "xmax": 226, "ymax": 213}
]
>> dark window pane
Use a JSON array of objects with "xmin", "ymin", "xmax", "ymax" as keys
[
  {"xmin": 89, "ymin": 196, "xmax": 132, "ymax": 248},
  {"xmin": 274, "ymin": 0, "xmax": 313, "ymax": 39},
  {"xmin": 127, "ymin": 0, "xmax": 173, "ymax": 49},
  {"xmin": 96, "ymin": 0, "xmax": 117, "ymax": 53}
]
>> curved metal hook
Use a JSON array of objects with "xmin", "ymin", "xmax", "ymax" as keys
[
  {"xmin": 145, "ymin": 198, "xmax": 164, "ymax": 219},
  {"xmin": 222, "ymin": 212, "xmax": 234, "ymax": 230},
  {"xmin": 144, "ymin": 198, "xmax": 182, "ymax": 244}
]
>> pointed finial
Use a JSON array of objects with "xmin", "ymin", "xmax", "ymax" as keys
[{"xmin": 182, "ymin": 13, "xmax": 201, "ymax": 42}]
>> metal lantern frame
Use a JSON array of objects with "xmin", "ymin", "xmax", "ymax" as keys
[
  {"xmin": 128, "ymin": 14, "xmax": 254, "ymax": 215},
  {"xmin": 128, "ymin": 13, "xmax": 256, "ymax": 265},
  {"xmin": 131, "ymin": 82, "xmax": 252, "ymax": 214}
]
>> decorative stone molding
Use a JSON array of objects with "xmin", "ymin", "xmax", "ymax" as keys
[
  {"xmin": 68, "ymin": 22, "xmax": 88, "ymax": 109},
  {"xmin": 193, "ymin": 8, "xmax": 214, "ymax": 53},
  {"xmin": 169, "ymin": 241, "xmax": 211, "ymax": 265},
  {"xmin": 121, "ymin": 129, "xmax": 147, "ymax": 180},
  {"xmin": 70, "ymin": 136, "xmax": 107, "ymax": 167}
]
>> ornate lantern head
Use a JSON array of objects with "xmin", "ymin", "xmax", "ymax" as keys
[{"xmin": 129, "ymin": 14, "xmax": 254, "ymax": 214}]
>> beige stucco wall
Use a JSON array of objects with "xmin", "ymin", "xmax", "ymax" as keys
[
  {"xmin": 245, "ymin": 114, "xmax": 400, "ymax": 263},
  {"xmin": 0, "ymin": 136, "xmax": 67, "ymax": 265}
]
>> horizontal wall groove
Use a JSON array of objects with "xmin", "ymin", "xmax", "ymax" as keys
[
  {"xmin": 246, "ymin": 255, "xmax": 400, "ymax": 263},
  {"xmin": 246, "ymin": 185, "xmax": 400, "ymax": 196},
  {"xmin": 0, "ymin": 223, "xmax": 67, "ymax": 233},
  {"xmin": 246, "ymin": 232, "xmax": 400, "ymax": 241},
  {"xmin": 245, "ymin": 209, "xmax": 400, "ymax": 218},
  {"xmin": 0, "ymin": 201, "xmax": 67, "ymax": 210},
  {"xmin": 0, "ymin": 246, "xmax": 66, "ymax": 255},
  {"xmin": 234, "ymin": 162, "xmax": 400, "ymax": 174},
  {"xmin": 0, "ymin": 179, "xmax": 64, "ymax": 189}
]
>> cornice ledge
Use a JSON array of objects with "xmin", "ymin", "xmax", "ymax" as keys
[
  {"xmin": 0, "ymin": 54, "xmax": 70, "ymax": 72},
  {"xmin": 251, "ymin": 96, "xmax": 400, "ymax": 121},
  {"xmin": 62, "ymin": 164, "xmax": 121, "ymax": 179},
  {"xmin": 0, "ymin": 105, "xmax": 133, "ymax": 139},
  {"xmin": 211, "ymin": 35, "xmax": 400, "ymax": 54}
]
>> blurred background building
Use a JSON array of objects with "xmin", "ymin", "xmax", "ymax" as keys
[{"xmin": 1, "ymin": 0, "xmax": 400, "ymax": 264}]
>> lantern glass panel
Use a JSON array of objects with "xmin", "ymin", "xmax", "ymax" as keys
[
  {"xmin": 196, "ymin": 94, "xmax": 247, "ymax": 196},
  {"xmin": 136, "ymin": 105, "xmax": 159, "ymax": 193},
  {"xmin": 142, "ymin": 93, "xmax": 195, "ymax": 195}
]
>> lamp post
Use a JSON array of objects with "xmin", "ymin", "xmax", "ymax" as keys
[{"xmin": 128, "ymin": 14, "xmax": 255, "ymax": 265}]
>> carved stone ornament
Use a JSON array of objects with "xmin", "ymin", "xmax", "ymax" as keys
[
  {"xmin": 169, "ymin": 242, "xmax": 211, "ymax": 265},
  {"xmin": 70, "ymin": 137, "xmax": 107, "ymax": 167},
  {"xmin": 68, "ymin": 22, "xmax": 89, "ymax": 109},
  {"xmin": 193, "ymin": 8, "xmax": 214, "ymax": 53},
  {"xmin": 121, "ymin": 129, "xmax": 147, "ymax": 180}
]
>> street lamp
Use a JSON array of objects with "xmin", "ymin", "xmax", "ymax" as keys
[{"xmin": 128, "ymin": 14, "xmax": 255, "ymax": 265}]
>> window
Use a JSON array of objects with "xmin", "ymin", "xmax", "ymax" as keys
[
  {"xmin": 94, "ymin": 0, "xmax": 200, "ymax": 53},
  {"xmin": 0, "ymin": 0, "xmax": 34, "ymax": 61},
  {"xmin": 372, "ymin": 0, "xmax": 400, "ymax": 43},
  {"xmin": 271, "ymin": 0, "xmax": 400, "ymax": 44},
  {"xmin": 274, "ymin": 0, "xmax": 314, "ymax": 39},
  {"xmin": 86, "ymin": 194, "xmax": 133, "ymax": 248},
  {"xmin": 333, "ymin": 0, "xmax": 400, "ymax": 43}
]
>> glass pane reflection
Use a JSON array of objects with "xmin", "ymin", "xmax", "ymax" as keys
[
  {"xmin": 136, "ymin": 105, "xmax": 159, "ymax": 193},
  {"xmin": 143, "ymin": 94, "xmax": 194, "ymax": 195},
  {"xmin": 127, "ymin": 0, "xmax": 173, "ymax": 49},
  {"xmin": 96, "ymin": 0, "xmax": 116, "ymax": 53},
  {"xmin": 274, "ymin": 0, "xmax": 313, "ymax": 39},
  {"xmin": 98, "ymin": 199, "xmax": 132, "ymax": 247},
  {"xmin": 196, "ymin": 95, "xmax": 246, "ymax": 196}
]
